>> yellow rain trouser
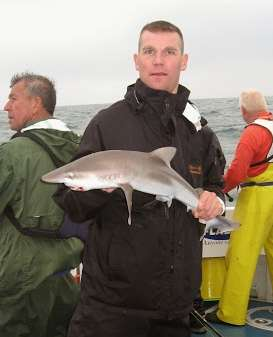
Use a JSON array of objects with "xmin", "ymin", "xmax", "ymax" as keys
[
  {"xmin": 217, "ymin": 165, "xmax": 273, "ymax": 325},
  {"xmin": 201, "ymin": 257, "xmax": 226, "ymax": 300}
]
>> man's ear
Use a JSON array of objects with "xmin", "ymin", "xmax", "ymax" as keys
[
  {"xmin": 33, "ymin": 96, "xmax": 42, "ymax": 109},
  {"xmin": 134, "ymin": 53, "xmax": 139, "ymax": 71},
  {"xmin": 180, "ymin": 53, "xmax": 188, "ymax": 71},
  {"xmin": 31, "ymin": 96, "xmax": 43, "ymax": 116},
  {"xmin": 241, "ymin": 106, "xmax": 250, "ymax": 123},
  {"xmin": 241, "ymin": 106, "xmax": 247, "ymax": 116}
]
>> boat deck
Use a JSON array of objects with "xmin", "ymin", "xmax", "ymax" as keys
[{"xmin": 192, "ymin": 300, "xmax": 273, "ymax": 337}]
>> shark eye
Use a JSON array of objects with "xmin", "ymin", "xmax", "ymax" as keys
[{"xmin": 68, "ymin": 172, "xmax": 74, "ymax": 179}]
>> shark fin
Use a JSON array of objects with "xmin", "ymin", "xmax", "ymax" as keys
[
  {"xmin": 186, "ymin": 205, "xmax": 192, "ymax": 212},
  {"xmin": 119, "ymin": 184, "xmax": 133, "ymax": 225},
  {"xmin": 205, "ymin": 215, "xmax": 240, "ymax": 234},
  {"xmin": 151, "ymin": 147, "xmax": 176, "ymax": 166},
  {"xmin": 200, "ymin": 216, "xmax": 240, "ymax": 240},
  {"xmin": 156, "ymin": 195, "xmax": 173, "ymax": 207}
]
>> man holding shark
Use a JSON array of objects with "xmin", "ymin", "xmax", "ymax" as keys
[{"xmin": 54, "ymin": 20, "xmax": 226, "ymax": 337}]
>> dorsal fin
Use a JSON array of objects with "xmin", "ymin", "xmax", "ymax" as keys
[{"xmin": 151, "ymin": 147, "xmax": 176, "ymax": 166}]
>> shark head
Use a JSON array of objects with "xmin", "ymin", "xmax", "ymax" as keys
[
  {"xmin": 42, "ymin": 168, "xmax": 114, "ymax": 191},
  {"xmin": 42, "ymin": 169, "xmax": 88, "ymax": 190},
  {"xmin": 41, "ymin": 152, "xmax": 121, "ymax": 191}
]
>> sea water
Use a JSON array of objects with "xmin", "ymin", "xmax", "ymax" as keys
[{"xmin": 1, "ymin": 96, "xmax": 273, "ymax": 167}]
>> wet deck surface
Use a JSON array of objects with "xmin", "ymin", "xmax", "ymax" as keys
[{"xmin": 192, "ymin": 300, "xmax": 273, "ymax": 337}]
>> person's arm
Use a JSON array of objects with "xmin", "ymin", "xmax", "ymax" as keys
[
  {"xmin": 0, "ymin": 145, "xmax": 16, "ymax": 214},
  {"xmin": 223, "ymin": 126, "xmax": 264, "ymax": 193},
  {"xmin": 193, "ymin": 127, "xmax": 226, "ymax": 220},
  {"xmin": 203, "ymin": 127, "xmax": 226, "ymax": 197},
  {"xmin": 223, "ymin": 143, "xmax": 253, "ymax": 193}
]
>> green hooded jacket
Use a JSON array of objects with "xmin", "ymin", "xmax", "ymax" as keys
[{"xmin": 0, "ymin": 123, "xmax": 83, "ymax": 304}]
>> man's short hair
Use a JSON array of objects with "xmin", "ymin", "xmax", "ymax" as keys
[
  {"xmin": 240, "ymin": 89, "xmax": 268, "ymax": 114},
  {"xmin": 10, "ymin": 72, "xmax": 56, "ymax": 115},
  {"xmin": 139, "ymin": 20, "xmax": 184, "ymax": 53}
]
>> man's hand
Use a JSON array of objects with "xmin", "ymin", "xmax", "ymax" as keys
[
  {"xmin": 192, "ymin": 191, "xmax": 223, "ymax": 221},
  {"xmin": 102, "ymin": 188, "xmax": 115, "ymax": 193}
]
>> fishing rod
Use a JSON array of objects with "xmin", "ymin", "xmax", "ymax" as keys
[{"xmin": 191, "ymin": 309, "xmax": 225, "ymax": 337}]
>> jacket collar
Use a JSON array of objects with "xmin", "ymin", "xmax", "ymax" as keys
[
  {"xmin": 125, "ymin": 79, "xmax": 190, "ymax": 114},
  {"xmin": 21, "ymin": 118, "xmax": 71, "ymax": 132},
  {"xmin": 125, "ymin": 79, "xmax": 205, "ymax": 132}
]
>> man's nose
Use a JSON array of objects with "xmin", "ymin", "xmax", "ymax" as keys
[
  {"xmin": 152, "ymin": 52, "xmax": 164, "ymax": 65},
  {"xmin": 3, "ymin": 101, "xmax": 10, "ymax": 111}
]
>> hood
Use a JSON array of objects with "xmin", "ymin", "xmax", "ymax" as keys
[
  {"xmin": 12, "ymin": 119, "xmax": 81, "ymax": 165},
  {"xmin": 125, "ymin": 79, "xmax": 190, "ymax": 113},
  {"xmin": 125, "ymin": 79, "xmax": 207, "ymax": 132}
]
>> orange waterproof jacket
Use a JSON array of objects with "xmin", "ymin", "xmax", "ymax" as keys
[{"xmin": 224, "ymin": 112, "xmax": 273, "ymax": 193}]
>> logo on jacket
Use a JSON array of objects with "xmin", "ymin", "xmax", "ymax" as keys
[{"xmin": 188, "ymin": 164, "xmax": 202, "ymax": 175}]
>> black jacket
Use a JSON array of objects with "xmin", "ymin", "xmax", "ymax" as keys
[{"xmin": 54, "ymin": 79, "xmax": 225, "ymax": 319}]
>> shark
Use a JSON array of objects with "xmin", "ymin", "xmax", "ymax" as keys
[{"xmin": 42, "ymin": 147, "xmax": 239, "ymax": 236}]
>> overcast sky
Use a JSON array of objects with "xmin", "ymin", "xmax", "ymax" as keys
[{"xmin": 0, "ymin": 0, "xmax": 272, "ymax": 106}]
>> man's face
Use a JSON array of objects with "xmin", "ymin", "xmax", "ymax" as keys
[
  {"xmin": 134, "ymin": 30, "xmax": 188, "ymax": 93},
  {"xmin": 4, "ymin": 81, "xmax": 36, "ymax": 131}
]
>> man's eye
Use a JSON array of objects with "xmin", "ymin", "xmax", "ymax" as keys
[
  {"xmin": 166, "ymin": 49, "xmax": 176, "ymax": 55},
  {"xmin": 143, "ymin": 49, "xmax": 154, "ymax": 55}
]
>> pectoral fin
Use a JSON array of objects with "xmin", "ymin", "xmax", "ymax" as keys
[{"xmin": 119, "ymin": 184, "xmax": 133, "ymax": 225}]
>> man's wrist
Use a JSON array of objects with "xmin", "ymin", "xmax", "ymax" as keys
[{"xmin": 217, "ymin": 197, "xmax": 225, "ymax": 215}]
